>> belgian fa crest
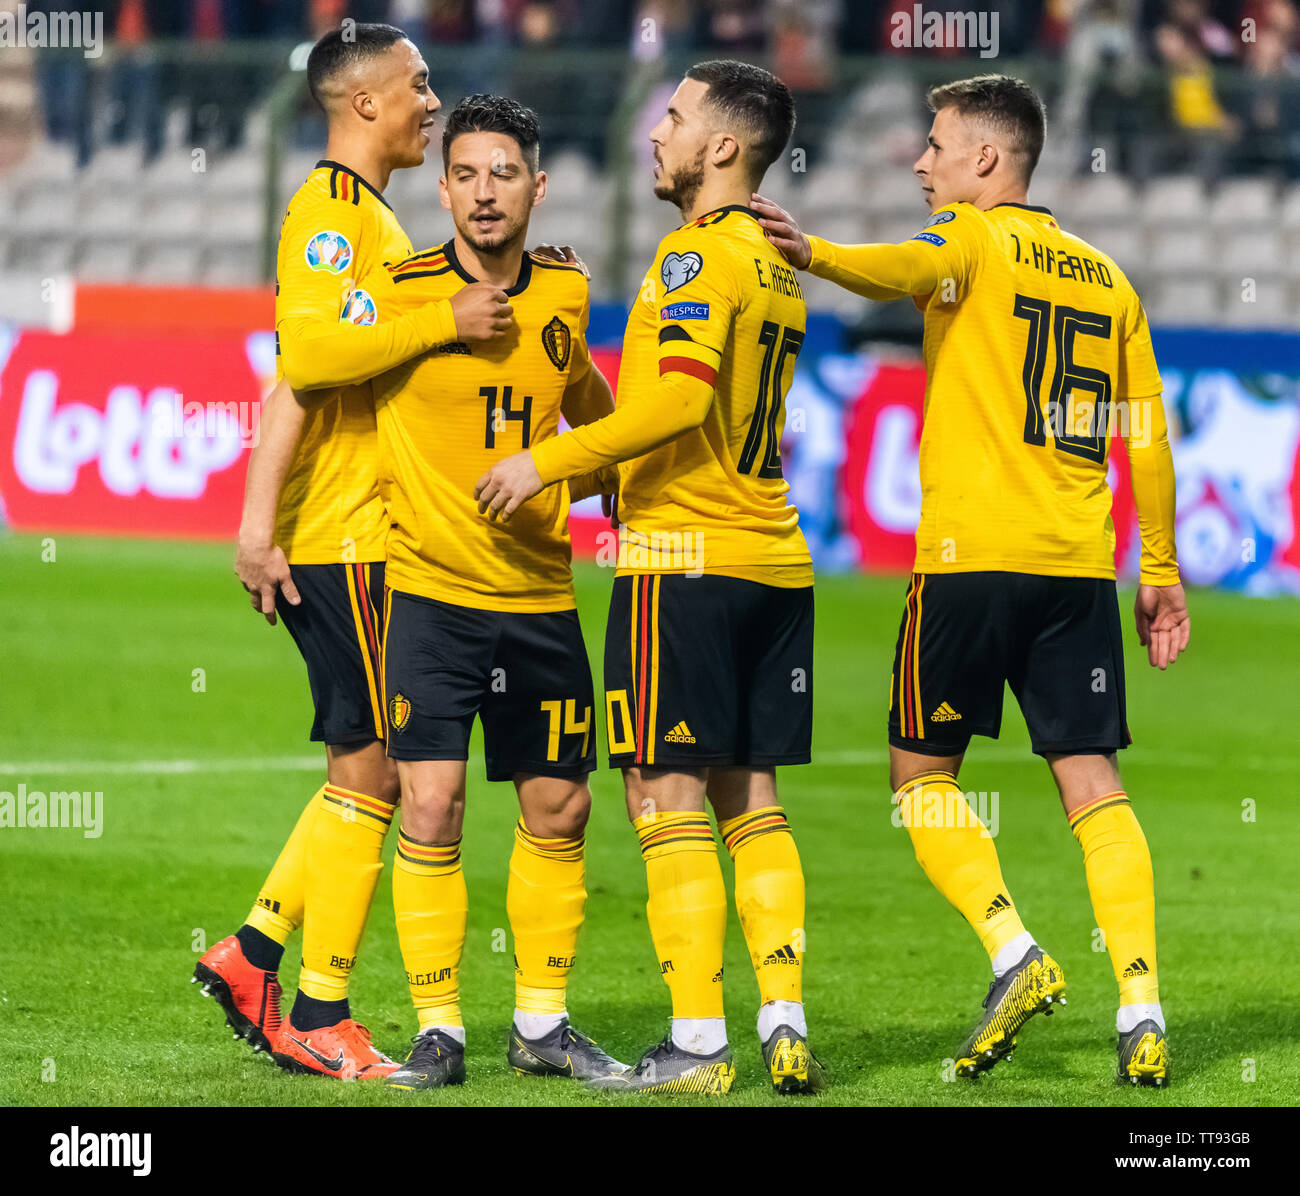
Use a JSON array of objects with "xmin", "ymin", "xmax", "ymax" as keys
[{"xmin": 542, "ymin": 316, "xmax": 571, "ymax": 371}]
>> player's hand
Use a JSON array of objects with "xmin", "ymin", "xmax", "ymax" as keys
[
  {"xmin": 235, "ymin": 539, "xmax": 300, "ymax": 626},
  {"xmin": 751, "ymin": 193, "xmax": 812, "ymax": 270},
  {"xmin": 531, "ymin": 243, "xmax": 590, "ymax": 279},
  {"xmin": 475, "ymin": 451, "xmax": 544, "ymax": 522},
  {"xmin": 1134, "ymin": 582, "xmax": 1190, "ymax": 670},
  {"xmin": 449, "ymin": 282, "xmax": 513, "ymax": 342},
  {"xmin": 602, "ymin": 487, "xmax": 620, "ymax": 529}
]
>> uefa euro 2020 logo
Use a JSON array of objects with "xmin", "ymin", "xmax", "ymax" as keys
[
  {"xmin": 341, "ymin": 288, "xmax": 377, "ymax": 326},
  {"xmin": 305, "ymin": 229, "xmax": 353, "ymax": 274}
]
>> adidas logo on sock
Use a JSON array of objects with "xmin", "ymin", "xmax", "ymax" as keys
[
  {"xmin": 930, "ymin": 701, "xmax": 961, "ymax": 722},
  {"xmin": 984, "ymin": 893, "xmax": 1011, "ymax": 920},
  {"xmin": 762, "ymin": 944, "xmax": 799, "ymax": 966},
  {"xmin": 1122, "ymin": 957, "xmax": 1150, "ymax": 977},
  {"xmin": 663, "ymin": 720, "xmax": 696, "ymax": 743}
]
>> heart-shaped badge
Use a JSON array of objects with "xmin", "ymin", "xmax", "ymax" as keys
[{"xmin": 661, "ymin": 250, "xmax": 703, "ymax": 293}]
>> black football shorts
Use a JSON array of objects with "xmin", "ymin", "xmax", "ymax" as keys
[
  {"xmin": 888, "ymin": 571, "xmax": 1131, "ymax": 758},
  {"xmin": 276, "ymin": 561, "xmax": 386, "ymax": 746},
  {"xmin": 603, "ymin": 573, "xmax": 813, "ymax": 770},
  {"xmin": 383, "ymin": 589, "xmax": 597, "ymax": 782}
]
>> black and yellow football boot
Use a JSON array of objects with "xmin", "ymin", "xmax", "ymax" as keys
[
  {"xmin": 954, "ymin": 945, "xmax": 1066, "ymax": 1077},
  {"xmin": 588, "ymin": 1034, "xmax": 734, "ymax": 1095},
  {"xmin": 762, "ymin": 1024, "xmax": 828, "ymax": 1094},
  {"xmin": 1117, "ymin": 1019, "xmax": 1171, "ymax": 1088},
  {"xmin": 385, "ymin": 1028, "xmax": 466, "ymax": 1090},
  {"xmin": 508, "ymin": 1019, "xmax": 629, "ymax": 1081}
]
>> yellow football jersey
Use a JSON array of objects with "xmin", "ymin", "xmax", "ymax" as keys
[
  {"xmin": 531, "ymin": 204, "xmax": 813, "ymax": 586},
  {"xmin": 363, "ymin": 242, "xmax": 609, "ymax": 612},
  {"xmin": 274, "ymin": 160, "xmax": 445, "ymax": 564},
  {"xmin": 808, "ymin": 201, "xmax": 1178, "ymax": 583}
]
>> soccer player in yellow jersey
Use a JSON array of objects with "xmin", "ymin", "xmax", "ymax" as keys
[
  {"xmin": 477, "ymin": 62, "xmax": 826, "ymax": 1096},
  {"xmin": 341, "ymin": 95, "xmax": 626, "ymax": 1089},
  {"xmin": 753, "ymin": 74, "xmax": 1191, "ymax": 1088},
  {"xmin": 195, "ymin": 23, "xmax": 511, "ymax": 1082}
]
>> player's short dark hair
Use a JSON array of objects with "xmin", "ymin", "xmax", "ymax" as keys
[
  {"xmin": 306, "ymin": 22, "xmax": 410, "ymax": 111},
  {"xmin": 442, "ymin": 93, "xmax": 541, "ymax": 173},
  {"xmin": 925, "ymin": 74, "xmax": 1047, "ymax": 181},
  {"xmin": 684, "ymin": 59, "xmax": 796, "ymax": 183}
]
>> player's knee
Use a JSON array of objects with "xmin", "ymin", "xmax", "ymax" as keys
[
  {"xmin": 523, "ymin": 779, "xmax": 590, "ymax": 839},
  {"xmin": 400, "ymin": 785, "xmax": 465, "ymax": 844}
]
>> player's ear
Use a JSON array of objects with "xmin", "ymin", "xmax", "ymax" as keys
[
  {"xmin": 352, "ymin": 87, "xmax": 377, "ymax": 123},
  {"xmin": 975, "ymin": 142, "xmax": 998, "ymax": 178},
  {"xmin": 712, "ymin": 133, "xmax": 740, "ymax": 170},
  {"xmin": 438, "ymin": 175, "xmax": 451, "ymax": 211},
  {"xmin": 531, "ymin": 169, "xmax": 547, "ymax": 208}
]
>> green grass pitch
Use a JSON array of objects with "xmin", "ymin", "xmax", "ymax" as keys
[{"xmin": 0, "ymin": 533, "xmax": 1296, "ymax": 1107}]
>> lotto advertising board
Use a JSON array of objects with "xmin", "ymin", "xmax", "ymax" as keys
[{"xmin": 1, "ymin": 289, "xmax": 1295, "ymax": 592}]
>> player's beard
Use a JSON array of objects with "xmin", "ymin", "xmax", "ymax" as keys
[
  {"xmin": 458, "ymin": 209, "xmax": 526, "ymax": 256},
  {"xmin": 654, "ymin": 146, "xmax": 707, "ymax": 213}
]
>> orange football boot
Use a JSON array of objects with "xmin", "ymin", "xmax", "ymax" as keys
[
  {"xmin": 272, "ymin": 1016, "xmax": 400, "ymax": 1081},
  {"xmin": 192, "ymin": 934, "xmax": 283, "ymax": 1055}
]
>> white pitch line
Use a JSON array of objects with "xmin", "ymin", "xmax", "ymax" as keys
[
  {"xmin": 814, "ymin": 748, "xmax": 1286, "ymax": 770},
  {"xmin": 0, "ymin": 756, "xmax": 322, "ymax": 777},
  {"xmin": 0, "ymin": 749, "xmax": 1282, "ymax": 777}
]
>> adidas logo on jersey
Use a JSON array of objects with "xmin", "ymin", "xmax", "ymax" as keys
[
  {"xmin": 930, "ymin": 701, "xmax": 961, "ymax": 722},
  {"xmin": 763, "ymin": 944, "xmax": 799, "ymax": 966},
  {"xmin": 663, "ymin": 721, "xmax": 696, "ymax": 744},
  {"xmin": 985, "ymin": 893, "xmax": 1011, "ymax": 920},
  {"xmin": 1122, "ymin": 957, "xmax": 1150, "ymax": 977}
]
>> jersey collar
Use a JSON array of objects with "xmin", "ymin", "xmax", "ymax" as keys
[
  {"xmin": 681, "ymin": 203, "xmax": 762, "ymax": 227},
  {"xmin": 443, "ymin": 238, "xmax": 533, "ymax": 297},
  {"xmin": 315, "ymin": 159, "xmax": 393, "ymax": 210},
  {"xmin": 992, "ymin": 201, "xmax": 1054, "ymax": 215}
]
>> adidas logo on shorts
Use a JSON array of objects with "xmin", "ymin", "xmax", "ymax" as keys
[
  {"xmin": 663, "ymin": 721, "xmax": 696, "ymax": 744},
  {"xmin": 930, "ymin": 701, "xmax": 961, "ymax": 722}
]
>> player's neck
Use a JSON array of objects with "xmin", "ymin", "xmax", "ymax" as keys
[
  {"xmin": 452, "ymin": 234, "xmax": 525, "ymax": 291},
  {"xmin": 969, "ymin": 179, "xmax": 1029, "ymax": 211},
  {"xmin": 322, "ymin": 133, "xmax": 393, "ymax": 195},
  {"xmin": 679, "ymin": 178, "xmax": 753, "ymax": 224}
]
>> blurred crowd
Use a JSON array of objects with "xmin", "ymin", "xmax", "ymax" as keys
[{"xmin": 17, "ymin": 0, "xmax": 1300, "ymax": 179}]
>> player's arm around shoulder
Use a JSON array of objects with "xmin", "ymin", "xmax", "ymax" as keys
[
  {"xmin": 751, "ymin": 193, "xmax": 984, "ymax": 300},
  {"xmin": 276, "ymin": 202, "xmax": 469, "ymax": 391}
]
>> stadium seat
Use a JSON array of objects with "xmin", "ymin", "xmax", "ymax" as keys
[
  {"xmin": 1139, "ymin": 175, "xmax": 1206, "ymax": 229},
  {"xmin": 1146, "ymin": 277, "xmax": 1219, "ymax": 326},
  {"xmin": 1207, "ymin": 178, "xmax": 1277, "ymax": 229},
  {"xmin": 1220, "ymin": 277, "xmax": 1289, "ymax": 328}
]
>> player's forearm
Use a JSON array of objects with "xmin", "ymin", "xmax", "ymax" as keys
[
  {"xmin": 567, "ymin": 465, "xmax": 619, "ymax": 504},
  {"xmin": 806, "ymin": 234, "xmax": 943, "ymax": 299},
  {"xmin": 1124, "ymin": 395, "xmax": 1180, "ymax": 585},
  {"xmin": 278, "ymin": 299, "xmax": 457, "ymax": 391},
  {"xmin": 238, "ymin": 380, "xmax": 305, "ymax": 545},
  {"xmin": 531, "ymin": 373, "xmax": 714, "ymax": 484},
  {"xmin": 560, "ymin": 363, "xmax": 615, "ymax": 428}
]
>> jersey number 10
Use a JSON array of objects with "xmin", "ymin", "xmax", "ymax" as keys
[
  {"xmin": 739, "ymin": 320, "xmax": 804, "ymax": 477},
  {"xmin": 1012, "ymin": 294, "xmax": 1113, "ymax": 466}
]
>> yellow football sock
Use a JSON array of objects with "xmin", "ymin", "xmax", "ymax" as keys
[
  {"xmin": 895, "ymin": 772, "xmax": 1027, "ymax": 963},
  {"xmin": 393, "ymin": 829, "xmax": 468, "ymax": 1031},
  {"xmin": 718, "ymin": 807, "xmax": 805, "ymax": 1005},
  {"xmin": 1070, "ymin": 793, "xmax": 1160, "ymax": 1006},
  {"xmin": 297, "ymin": 784, "xmax": 394, "ymax": 1003},
  {"xmin": 635, "ymin": 811, "xmax": 727, "ymax": 1020},
  {"xmin": 244, "ymin": 786, "xmax": 326, "ymax": 944},
  {"xmin": 508, "ymin": 819, "xmax": 586, "ymax": 1017}
]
